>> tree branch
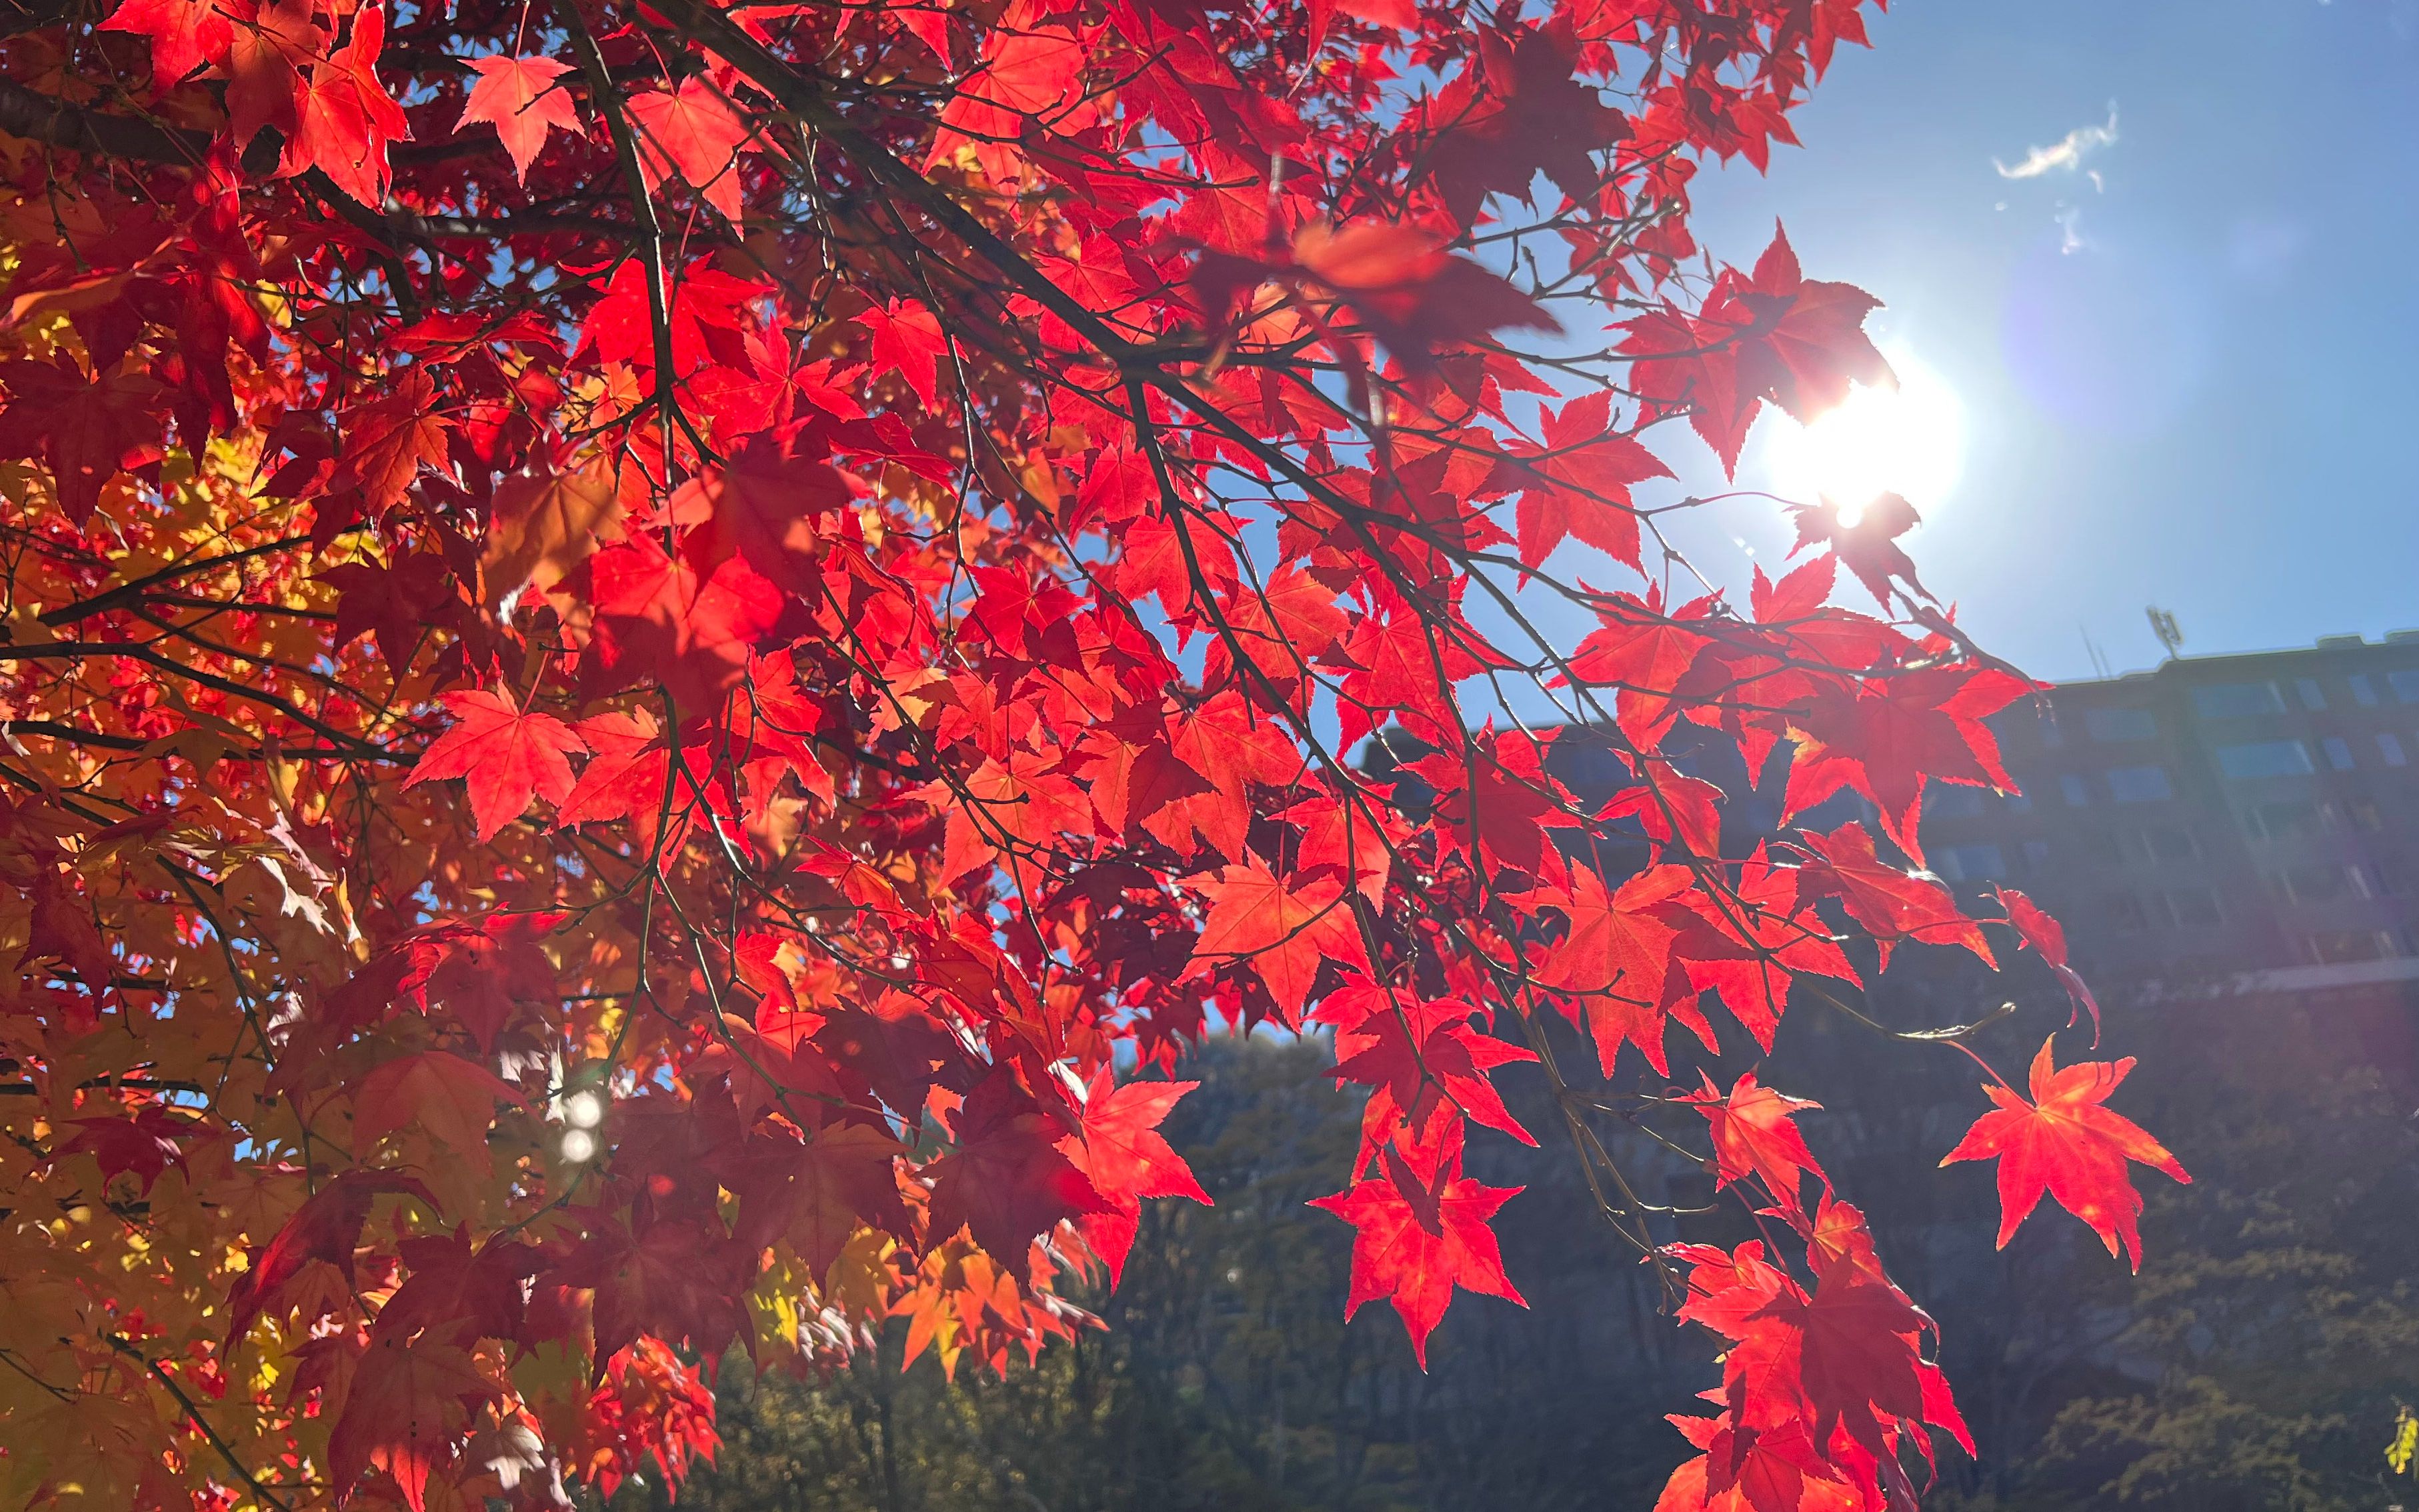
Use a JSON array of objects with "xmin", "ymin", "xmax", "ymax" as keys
[
  {"xmin": 103, "ymin": 1334, "xmax": 296, "ymax": 1512},
  {"xmin": 0, "ymin": 79, "xmax": 208, "ymax": 163}
]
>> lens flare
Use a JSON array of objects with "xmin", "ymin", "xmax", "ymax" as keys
[{"xmin": 1764, "ymin": 351, "xmax": 1964, "ymax": 512}]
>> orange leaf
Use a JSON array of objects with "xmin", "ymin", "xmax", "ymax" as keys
[
  {"xmin": 457, "ymin": 53, "xmax": 580, "ymax": 181},
  {"xmin": 353, "ymin": 1050, "xmax": 518, "ymax": 1171}
]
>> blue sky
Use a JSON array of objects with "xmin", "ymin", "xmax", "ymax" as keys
[{"xmin": 1640, "ymin": 0, "xmax": 2419, "ymax": 681}]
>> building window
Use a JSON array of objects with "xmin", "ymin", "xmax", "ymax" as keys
[
  {"xmin": 2040, "ymin": 717, "xmax": 2066, "ymax": 749},
  {"xmin": 2367, "ymin": 857, "xmax": 2405, "ymax": 896},
  {"xmin": 2136, "ymin": 823, "xmax": 2200, "ymax": 863},
  {"xmin": 2218, "ymin": 740, "xmax": 2315, "ymax": 779},
  {"xmin": 2296, "ymin": 677, "xmax": 2327, "ymax": 711},
  {"xmin": 2305, "ymin": 929, "xmax": 2386, "ymax": 965},
  {"xmin": 1927, "ymin": 786, "xmax": 1988, "ymax": 819},
  {"xmin": 2351, "ymin": 674, "xmax": 2381, "ymax": 707},
  {"xmin": 2162, "ymin": 885, "xmax": 2225, "ymax": 927},
  {"xmin": 2004, "ymin": 791, "xmax": 2033, "ymax": 814},
  {"xmin": 2192, "ymin": 681, "xmax": 2286, "ymax": 719},
  {"xmin": 2084, "ymin": 707, "xmax": 2158, "ymax": 743},
  {"xmin": 2107, "ymin": 893, "xmax": 2147, "ymax": 931},
  {"xmin": 2244, "ymin": 798, "xmax": 2332, "ymax": 841},
  {"xmin": 2380, "ymin": 733, "xmax": 2409, "ymax": 768},
  {"xmin": 2022, "ymin": 839, "xmax": 2051, "ymax": 871},
  {"xmin": 2107, "ymin": 765, "xmax": 2174, "ymax": 803},
  {"xmin": 2275, "ymin": 863, "xmax": 2350, "ymax": 904},
  {"xmin": 2391, "ymin": 669, "xmax": 2419, "ymax": 703},
  {"xmin": 1933, "ymin": 843, "xmax": 2008, "ymax": 883},
  {"xmin": 2324, "ymin": 737, "xmax": 2356, "ymax": 771},
  {"xmin": 2060, "ymin": 773, "xmax": 2091, "ymax": 807}
]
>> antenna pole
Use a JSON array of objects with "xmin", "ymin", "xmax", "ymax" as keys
[{"xmin": 2146, "ymin": 606, "xmax": 2185, "ymax": 661}]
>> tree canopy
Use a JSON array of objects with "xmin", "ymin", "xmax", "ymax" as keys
[{"xmin": 0, "ymin": 0, "xmax": 2185, "ymax": 1506}]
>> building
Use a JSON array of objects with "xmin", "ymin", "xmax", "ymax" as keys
[{"xmin": 1923, "ymin": 631, "xmax": 2419, "ymax": 1005}]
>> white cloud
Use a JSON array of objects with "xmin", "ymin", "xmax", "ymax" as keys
[
  {"xmin": 1995, "ymin": 105, "xmax": 2120, "ymax": 180},
  {"xmin": 2055, "ymin": 204, "xmax": 2088, "ymax": 255}
]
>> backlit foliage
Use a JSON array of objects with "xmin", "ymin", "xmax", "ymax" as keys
[{"xmin": 0, "ymin": 0, "xmax": 2181, "ymax": 1505}]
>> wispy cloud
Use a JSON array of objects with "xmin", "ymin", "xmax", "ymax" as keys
[
  {"xmin": 2055, "ymin": 204, "xmax": 2087, "ymax": 255},
  {"xmin": 1995, "ymin": 105, "xmax": 2120, "ymax": 180}
]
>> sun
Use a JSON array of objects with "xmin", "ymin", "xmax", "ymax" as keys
[{"xmin": 1762, "ymin": 350, "xmax": 1964, "ymax": 525}]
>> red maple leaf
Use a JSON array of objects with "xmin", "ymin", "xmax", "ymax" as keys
[
  {"xmin": 673, "ymin": 439, "xmax": 853, "ymax": 595},
  {"xmin": 1534, "ymin": 863, "xmax": 1689, "ymax": 999},
  {"xmin": 51, "ymin": 1105, "xmax": 198, "ymax": 1194},
  {"xmin": 1406, "ymin": 728, "xmax": 1570, "ymax": 879},
  {"xmin": 281, "ymin": 3, "xmax": 409, "ymax": 207},
  {"xmin": 403, "ymin": 688, "xmax": 588, "ymax": 842},
  {"xmin": 457, "ymin": 53, "xmax": 581, "ymax": 182},
  {"xmin": 1082, "ymin": 727, "xmax": 1213, "ymax": 834},
  {"xmin": 1674, "ymin": 847, "xmax": 1861, "ymax": 1054},
  {"xmin": 1682, "ymin": 1071, "xmax": 1827, "ymax": 1217},
  {"xmin": 1654, "ymin": 1421, "xmax": 1859, "ymax": 1512},
  {"xmin": 377, "ymin": 1229, "xmax": 541, "ymax": 1346},
  {"xmin": 335, "ymin": 369, "xmax": 453, "ymax": 519},
  {"xmin": 924, "ymin": 1071, "xmax": 1111, "ymax": 1279},
  {"xmin": 225, "ymin": 1170, "xmax": 437, "ymax": 1345},
  {"xmin": 1057, "ymin": 1071, "xmax": 1210, "ymax": 1282},
  {"xmin": 554, "ymin": 709, "xmax": 671, "ymax": 824},
  {"xmin": 1998, "ymin": 885, "xmax": 2101, "ymax": 1036},
  {"xmin": 927, "ymin": 24, "xmax": 1091, "ymax": 171},
  {"xmin": 26, "ymin": 866, "xmax": 115, "ymax": 997},
  {"xmin": 724, "ymin": 1121, "xmax": 912, "ymax": 1273},
  {"xmin": 103, "ymin": 0, "xmax": 235, "ymax": 87},
  {"xmin": 1286, "ymin": 220, "xmax": 1558, "ymax": 371},
  {"xmin": 628, "ymin": 76, "xmax": 760, "ymax": 221},
  {"xmin": 856, "ymin": 300, "xmax": 948, "ymax": 409},
  {"xmin": 222, "ymin": 0, "xmax": 320, "ymax": 148},
  {"xmin": 1940, "ymin": 1038, "xmax": 2189, "ymax": 1270},
  {"xmin": 1409, "ymin": 23, "xmax": 1628, "ymax": 229},
  {"xmin": 1622, "ymin": 227, "xmax": 1890, "ymax": 476},
  {"xmin": 1061, "ymin": 1073, "xmax": 1207, "ymax": 1206},
  {"xmin": 1794, "ymin": 822, "xmax": 1992, "ymax": 969},
  {"xmin": 1527, "ymin": 865, "xmax": 1722, "ymax": 1077},
  {"xmin": 1308, "ymin": 1124, "xmax": 1525, "ymax": 1366},
  {"xmin": 580, "ymin": 536, "xmax": 785, "ymax": 711},
  {"xmin": 1728, "ymin": 228, "xmax": 1892, "ymax": 426},
  {"xmin": 814, "ymin": 992, "xmax": 963, "ymax": 1123},
  {"xmin": 1563, "ymin": 592, "xmax": 1716, "ymax": 749},
  {"xmin": 1788, "ymin": 491, "xmax": 1930, "ymax": 609},
  {"xmin": 564, "ymin": 1215, "xmax": 757, "ymax": 1366},
  {"xmin": 1191, "ymin": 859, "xmax": 1368, "ymax": 1024},
  {"xmin": 1782, "ymin": 666, "xmax": 2030, "ymax": 867},
  {"xmin": 328, "ymin": 1329, "xmax": 493, "ymax": 1511},
  {"xmin": 0, "ymin": 357, "xmax": 166, "ymax": 525},
  {"xmin": 1740, "ymin": 1253, "xmax": 1928, "ymax": 1459},
  {"xmin": 324, "ymin": 553, "xmax": 455, "ymax": 672},
  {"xmin": 1317, "ymin": 975, "xmax": 1538, "ymax": 1147},
  {"xmin": 1510, "ymin": 390, "xmax": 1670, "ymax": 569}
]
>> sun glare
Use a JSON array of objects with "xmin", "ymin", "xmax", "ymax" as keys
[{"xmin": 1764, "ymin": 351, "xmax": 1964, "ymax": 523}]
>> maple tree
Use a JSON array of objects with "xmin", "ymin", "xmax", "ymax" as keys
[{"xmin": 0, "ymin": 0, "xmax": 2187, "ymax": 1504}]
